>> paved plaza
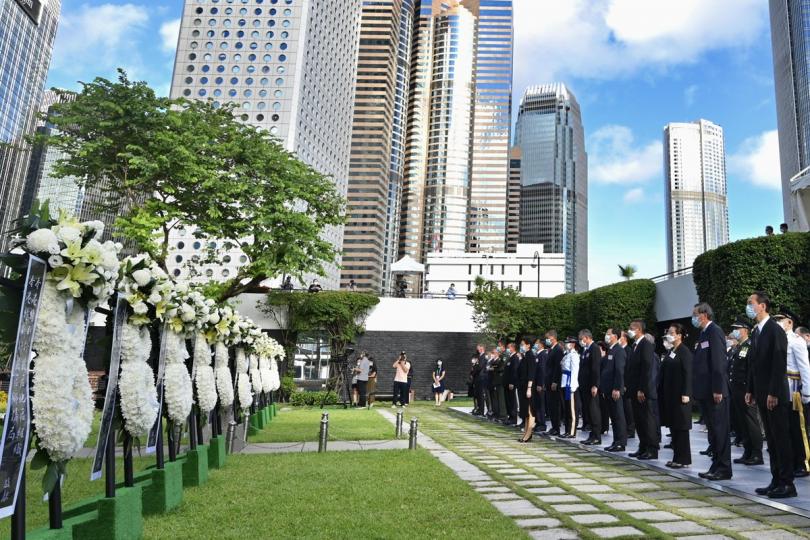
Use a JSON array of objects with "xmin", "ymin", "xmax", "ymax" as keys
[{"xmin": 389, "ymin": 406, "xmax": 810, "ymax": 539}]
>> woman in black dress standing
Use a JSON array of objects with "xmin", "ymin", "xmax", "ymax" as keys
[{"xmin": 660, "ymin": 322, "xmax": 693, "ymax": 469}]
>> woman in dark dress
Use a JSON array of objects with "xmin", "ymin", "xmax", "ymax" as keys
[
  {"xmin": 432, "ymin": 360, "xmax": 446, "ymax": 406},
  {"xmin": 659, "ymin": 322, "xmax": 693, "ymax": 468}
]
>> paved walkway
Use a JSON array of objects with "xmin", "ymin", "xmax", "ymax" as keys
[{"xmin": 399, "ymin": 406, "xmax": 810, "ymax": 539}]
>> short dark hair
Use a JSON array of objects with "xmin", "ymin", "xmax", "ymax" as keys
[
  {"xmin": 578, "ymin": 329, "xmax": 592, "ymax": 339},
  {"xmin": 669, "ymin": 322, "xmax": 686, "ymax": 339},
  {"xmin": 780, "ymin": 223, "xmax": 788, "ymax": 231},
  {"xmin": 766, "ymin": 225, "xmax": 774, "ymax": 233},
  {"xmin": 752, "ymin": 291, "xmax": 771, "ymax": 312},
  {"xmin": 546, "ymin": 330, "xmax": 557, "ymax": 339},
  {"xmin": 693, "ymin": 302, "xmax": 714, "ymax": 320},
  {"xmin": 797, "ymin": 326, "xmax": 809, "ymax": 336},
  {"xmin": 631, "ymin": 319, "xmax": 646, "ymax": 332},
  {"xmin": 520, "ymin": 337, "xmax": 531, "ymax": 346},
  {"xmin": 606, "ymin": 327, "xmax": 619, "ymax": 339}
]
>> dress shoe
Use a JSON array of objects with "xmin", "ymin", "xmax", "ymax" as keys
[
  {"xmin": 755, "ymin": 483, "xmax": 776, "ymax": 495},
  {"xmin": 638, "ymin": 452, "xmax": 658, "ymax": 460},
  {"xmin": 582, "ymin": 439, "xmax": 601, "ymax": 446},
  {"xmin": 701, "ymin": 471, "xmax": 732, "ymax": 481},
  {"xmin": 627, "ymin": 431, "xmax": 635, "ymax": 438},
  {"xmin": 667, "ymin": 462, "xmax": 687, "ymax": 469},
  {"xmin": 605, "ymin": 444, "xmax": 625, "ymax": 452},
  {"xmin": 768, "ymin": 485, "xmax": 797, "ymax": 499},
  {"xmin": 663, "ymin": 443, "xmax": 672, "ymax": 449},
  {"xmin": 742, "ymin": 456, "xmax": 764, "ymax": 466},
  {"xmin": 699, "ymin": 448, "xmax": 714, "ymax": 457},
  {"xmin": 733, "ymin": 454, "xmax": 750, "ymax": 464},
  {"xmin": 795, "ymin": 469, "xmax": 810, "ymax": 478},
  {"xmin": 547, "ymin": 429, "xmax": 560, "ymax": 436},
  {"xmin": 628, "ymin": 450, "xmax": 644, "ymax": 458}
]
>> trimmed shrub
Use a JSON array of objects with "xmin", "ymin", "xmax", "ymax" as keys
[
  {"xmin": 693, "ymin": 232, "xmax": 810, "ymax": 327},
  {"xmin": 289, "ymin": 390, "xmax": 338, "ymax": 407}
]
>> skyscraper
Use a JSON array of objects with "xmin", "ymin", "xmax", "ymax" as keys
[
  {"xmin": 0, "ymin": 0, "xmax": 61, "ymax": 251},
  {"xmin": 506, "ymin": 146, "xmax": 521, "ymax": 253},
  {"xmin": 514, "ymin": 84, "xmax": 587, "ymax": 293},
  {"xmin": 167, "ymin": 0, "xmax": 361, "ymax": 288},
  {"xmin": 397, "ymin": 0, "xmax": 513, "ymax": 287},
  {"xmin": 340, "ymin": 0, "xmax": 415, "ymax": 293},
  {"xmin": 664, "ymin": 119, "xmax": 729, "ymax": 274},
  {"xmin": 770, "ymin": 0, "xmax": 810, "ymax": 228}
]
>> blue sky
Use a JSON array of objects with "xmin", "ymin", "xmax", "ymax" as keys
[{"xmin": 46, "ymin": 0, "xmax": 784, "ymax": 289}]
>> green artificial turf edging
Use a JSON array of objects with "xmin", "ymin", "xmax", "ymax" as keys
[{"xmin": 247, "ymin": 406, "xmax": 395, "ymax": 443}]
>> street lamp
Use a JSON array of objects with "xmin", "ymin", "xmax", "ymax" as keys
[{"xmin": 530, "ymin": 251, "xmax": 540, "ymax": 298}]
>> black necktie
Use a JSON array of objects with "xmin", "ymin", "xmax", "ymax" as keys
[{"xmin": 751, "ymin": 326, "xmax": 760, "ymax": 348}]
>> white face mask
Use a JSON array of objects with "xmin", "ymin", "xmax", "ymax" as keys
[
  {"xmin": 664, "ymin": 334, "xmax": 676, "ymax": 344},
  {"xmin": 579, "ymin": 340, "xmax": 587, "ymax": 348},
  {"xmin": 627, "ymin": 329, "xmax": 637, "ymax": 340},
  {"xmin": 663, "ymin": 341, "xmax": 673, "ymax": 351},
  {"xmin": 604, "ymin": 334, "xmax": 611, "ymax": 343},
  {"xmin": 437, "ymin": 361, "xmax": 442, "ymax": 366}
]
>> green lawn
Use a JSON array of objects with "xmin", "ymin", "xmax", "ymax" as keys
[
  {"xmin": 143, "ymin": 450, "xmax": 525, "ymax": 539},
  {"xmin": 248, "ymin": 407, "xmax": 395, "ymax": 443}
]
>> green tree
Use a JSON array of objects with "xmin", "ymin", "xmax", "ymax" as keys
[
  {"xmin": 467, "ymin": 277, "xmax": 528, "ymax": 342},
  {"xmin": 618, "ymin": 264, "xmax": 637, "ymax": 281},
  {"xmin": 37, "ymin": 71, "xmax": 345, "ymax": 301}
]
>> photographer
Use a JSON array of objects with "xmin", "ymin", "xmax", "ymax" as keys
[{"xmin": 392, "ymin": 352, "xmax": 411, "ymax": 407}]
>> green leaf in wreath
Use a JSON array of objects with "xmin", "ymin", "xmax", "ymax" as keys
[
  {"xmin": 30, "ymin": 449, "xmax": 49, "ymax": 470},
  {"xmin": 42, "ymin": 462, "xmax": 59, "ymax": 495}
]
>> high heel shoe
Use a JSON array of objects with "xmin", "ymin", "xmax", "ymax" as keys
[{"xmin": 518, "ymin": 435, "xmax": 533, "ymax": 443}]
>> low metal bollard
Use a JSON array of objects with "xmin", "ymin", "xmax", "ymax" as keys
[
  {"xmin": 395, "ymin": 411, "xmax": 403, "ymax": 438},
  {"xmin": 226, "ymin": 420, "xmax": 238, "ymax": 454},
  {"xmin": 409, "ymin": 418, "xmax": 418, "ymax": 450},
  {"xmin": 318, "ymin": 412, "xmax": 329, "ymax": 453}
]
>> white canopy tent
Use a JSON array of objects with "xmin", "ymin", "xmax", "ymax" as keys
[{"xmin": 390, "ymin": 255, "xmax": 425, "ymax": 297}]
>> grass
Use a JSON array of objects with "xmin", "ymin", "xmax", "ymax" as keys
[
  {"xmin": 142, "ymin": 450, "xmax": 525, "ymax": 539},
  {"xmin": 0, "ymin": 455, "xmax": 157, "ymax": 538},
  {"xmin": 248, "ymin": 406, "xmax": 395, "ymax": 443}
]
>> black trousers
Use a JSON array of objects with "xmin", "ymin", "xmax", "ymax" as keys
[
  {"xmin": 532, "ymin": 389, "xmax": 546, "ymax": 430},
  {"xmin": 731, "ymin": 387, "xmax": 763, "ymax": 457},
  {"xmin": 600, "ymin": 395, "xmax": 610, "ymax": 434},
  {"xmin": 473, "ymin": 383, "xmax": 485, "ymax": 414},
  {"xmin": 505, "ymin": 384, "xmax": 517, "ymax": 421},
  {"xmin": 708, "ymin": 398, "xmax": 732, "ymax": 475},
  {"xmin": 700, "ymin": 398, "xmax": 716, "ymax": 452},
  {"xmin": 393, "ymin": 381, "xmax": 408, "ymax": 405},
  {"xmin": 632, "ymin": 398, "xmax": 659, "ymax": 452},
  {"xmin": 581, "ymin": 390, "xmax": 591, "ymax": 429},
  {"xmin": 759, "ymin": 400, "xmax": 794, "ymax": 488},
  {"xmin": 483, "ymin": 382, "xmax": 492, "ymax": 414},
  {"xmin": 586, "ymin": 389, "xmax": 602, "ymax": 438},
  {"xmin": 671, "ymin": 429, "xmax": 691, "ymax": 465},
  {"xmin": 789, "ymin": 405, "xmax": 810, "ymax": 472},
  {"xmin": 491, "ymin": 385, "xmax": 506, "ymax": 419},
  {"xmin": 548, "ymin": 388, "xmax": 562, "ymax": 431},
  {"xmin": 605, "ymin": 393, "xmax": 627, "ymax": 445},
  {"xmin": 358, "ymin": 380, "xmax": 367, "ymax": 407},
  {"xmin": 624, "ymin": 395, "xmax": 635, "ymax": 436}
]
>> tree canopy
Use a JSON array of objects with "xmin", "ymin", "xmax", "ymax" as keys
[{"xmin": 38, "ymin": 70, "xmax": 345, "ymax": 301}]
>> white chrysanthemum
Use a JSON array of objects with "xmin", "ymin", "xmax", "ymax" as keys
[
  {"xmin": 193, "ymin": 333, "xmax": 217, "ymax": 413},
  {"xmin": 118, "ymin": 322, "xmax": 159, "ymax": 437},
  {"xmin": 131, "ymin": 269, "xmax": 152, "ymax": 287},
  {"xmin": 269, "ymin": 358, "xmax": 281, "ymax": 392},
  {"xmin": 31, "ymin": 282, "xmax": 94, "ymax": 462},
  {"xmin": 54, "ymin": 224, "xmax": 81, "ymax": 244},
  {"xmin": 26, "ymin": 228, "xmax": 59, "ymax": 254},
  {"xmin": 237, "ymin": 373, "xmax": 252, "ymax": 411},
  {"xmin": 47, "ymin": 255, "xmax": 64, "ymax": 268},
  {"xmin": 249, "ymin": 354, "xmax": 263, "ymax": 393},
  {"xmin": 214, "ymin": 342, "xmax": 234, "ymax": 407},
  {"xmin": 259, "ymin": 355, "xmax": 274, "ymax": 394},
  {"xmin": 163, "ymin": 331, "xmax": 193, "ymax": 423}
]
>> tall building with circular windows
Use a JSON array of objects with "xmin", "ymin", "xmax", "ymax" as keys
[{"xmin": 167, "ymin": 0, "xmax": 361, "ymax": 288}]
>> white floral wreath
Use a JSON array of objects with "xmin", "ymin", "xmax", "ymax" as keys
[
  {"xmin": 214, "ymin": 341, "xmax": 234, "ymax": 408},
  {"xmin": 163, "ymin": 330, "xmax": 193, "ymax": 424},
  {"xmin": 118, "ymin": 321, "xmax": 160, "ymax": 437},
  {"xmin": 193, "ymin": 332, "xmax": 217, "ymax": 414},
  {"xmin": 236, "ymin": 348, "xmax": 252, "ymax": 411}
]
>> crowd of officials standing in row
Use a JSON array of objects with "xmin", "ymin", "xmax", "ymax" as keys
[{"xmin": 467, "ymin": 291, "xmax": 810, "ymax": 500}]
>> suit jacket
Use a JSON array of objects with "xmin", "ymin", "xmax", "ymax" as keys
[
  {"xmin": 476, "ymin": 352, "xmax": 489, "ymax": 383},
  {"xmin": 518, "ymin": 350, "xmax": 534, "ymax": 387},
  {"xmin": 623, "ymin": 344, "xmax": 633, "ymax": 390},
  {"xmin": 629, "ymin": 337, "xmax": 657, "ymax": 399},
  {"xmin": 692, "ymin": 321, "xmax": 729, "ymax": 399},
  {"xmin": 747, "ymin": 317, "xmax": 790, "ymax": 403},
  {"xmin": 600, "ymin": 343, "xmax": 625, "ymax": 393},
  {"xmin": 659, "ymin": 343, "xmax": 693, "ymax": 430},
  {"xmin": 578, "ymin": 345, "xmax": 590, "ymax": 389},
  {"xmin": 583, "ymin": 343, "xmax": 601, "ymax": 390},
  {"xmin": 505, "ymin": 353, "xmax": 519, "ymax": 386},
  {"xmin": 534, "ymin": 349, "xmax": 548, "ymax": 388},
  {"xmin": 548, "ymin": 344, "xmax": 564, "ymax": 387}
]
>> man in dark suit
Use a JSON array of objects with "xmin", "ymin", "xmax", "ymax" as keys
[
  {"xmin": 693, "ymin": 303, "xmax": 733, "ymax": 481},
  {"xmin": 627, "ymin": 320, "xmax": 659, "ymax": 460},
  {"xmin": 533, "ymin": 338, "xmax": 548, "ymax": 433},
  {"xmin": 504, "ymin": 342, "xmax": 519, "ymax": 425},
  {"xmin": 620, "ymin": 331, "xmax": 636, "ymax": 439},
  {"xmin": 578, "ymin": 332, "xmax": 592, "ymax": 432},
  {"xmin": 603, "ymin": 327, "xmax": 627, "ymax": 451},
  {"xmin": 579, "ymin": 329, "xmax": 602, "ymax": 444},
  {"xmin": 546, "ymin": 330, "xmax": 564, "ymax": 436},
  {"xmin": 475, "ymin": 344, "xmax": 491, "ymax": 416},
  {"xmin": 746, "ymin": 291, "xmax": 796, "ymax": 498}
]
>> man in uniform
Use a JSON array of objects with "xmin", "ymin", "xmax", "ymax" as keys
[
  {"xmin": 729, "ymin": 318, "xmax": 764, "ymax": 466},
  {"xmin": 774, "ymin": 309, "xmax": 810, "ymax": 477},
  {"xmin": 546, "ymin": 331, "xmax": 564, "ymax": 436}
]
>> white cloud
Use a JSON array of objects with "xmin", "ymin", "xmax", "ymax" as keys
[
  {"xmin": 513, "ymin": 0, "xmax": 767, "ymax": 83},
  {"xmin": 160, "ymin": 18, "xmax": 181, "ymax": 53},
  {"xmin": 588, "ymin": 125, "xmax": 662, "ymax": 184},
  {"xmin": 623, "ymin": 188, "xmax": 644, "ymax": 204},
  {"xmin": 728, "ymin": 130, "xmax": 782, "ymax": 190},
  {"xmin": 51, "ymin": 4, "xmax": 149, "ymax": 77},
  {"xmin": 684, "ymin": 85, "xmax": 698, "ymax": 107}
]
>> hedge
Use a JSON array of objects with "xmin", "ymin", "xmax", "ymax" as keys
[
  {"xmin": 693, "ymin": 232, "xmax": 810, "ymax": 327},
  {"xmin": 469, "ymin": 278, "xmax": 656, "ymax": 341}
]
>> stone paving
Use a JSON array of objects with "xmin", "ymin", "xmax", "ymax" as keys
[{"xmin": 386, "ymin": 407, "xmax": 810, "ymax": 539}]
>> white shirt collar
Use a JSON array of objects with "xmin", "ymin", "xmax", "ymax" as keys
[{"xmin": 757, "ymin": 315, "xmax": 770, "ymax": 332}]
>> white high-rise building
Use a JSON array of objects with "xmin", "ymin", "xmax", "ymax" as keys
[
  {"xmin": 664, "ymin": 119, "xmax": 730, "ymax": 274},
  {"xmin": 167, "ymin": 0, "xmax": 361, "ymax": 289}
]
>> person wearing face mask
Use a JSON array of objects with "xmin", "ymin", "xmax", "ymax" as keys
[
  {"xmin": 504, "ymin": 342, "xmax": 519, "ymax": 425},
  {"xmin": 746, "ymin": 291, "xmax": 795, "ymax": 499},
  {"xmin": 598, "ymin": 341, "xmax": 611, "ymax": 436},
  {"xmin": 532, "ymin": 338, "xmax": 549, "ymax": 434},
  {"xmin": 475, "ymin": 344, "xmax": 491, "ymax": 417},
  {"xmin": 602, "ymin": 328, "xmax": 627, "ymax": 452},
  {"xmin": 432, "ymin": 359, "xmax": 447, "ymax": 406},
  {"xmin": 619, "ymin": 331, "xmax": 636, "ymax": 439},
  {"xmin": 627, "ymin": 319, "xmax": 660, "ymax": 460},
  {"xmin": 517, "ymin": 338, "xmax": 535, "ymax": 441},
  {"xmin": 560, "ymin": 337, "xmax": 581, "ymax": 438},
  {"xmin": 488, "ymin": 345, "xmax": 507, "ymax": 422},
  {"xmin": 773, "ymin": 308, "xmax": 810, "ymax": 478},
  {"xmin": 728, "ymin": 318, "xmax": 764, "ymax": 466},
  {"xmin": 691, "ymin": 302, "xmax": 732, "ymax": 481},
  {"xmin": 659, "ymin": 323, "xmax": 693, "ymax": 469},
  {"xmin": 367, "ymin": 356, "xmax": 378, "ymax": 408},
  {"xmin": 545, "ymin": 331, "xmax": 564, "ymax": 436},
  {"xmin": 579, "ymin": 330, "xmax": 602, "ymax": 445}
]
